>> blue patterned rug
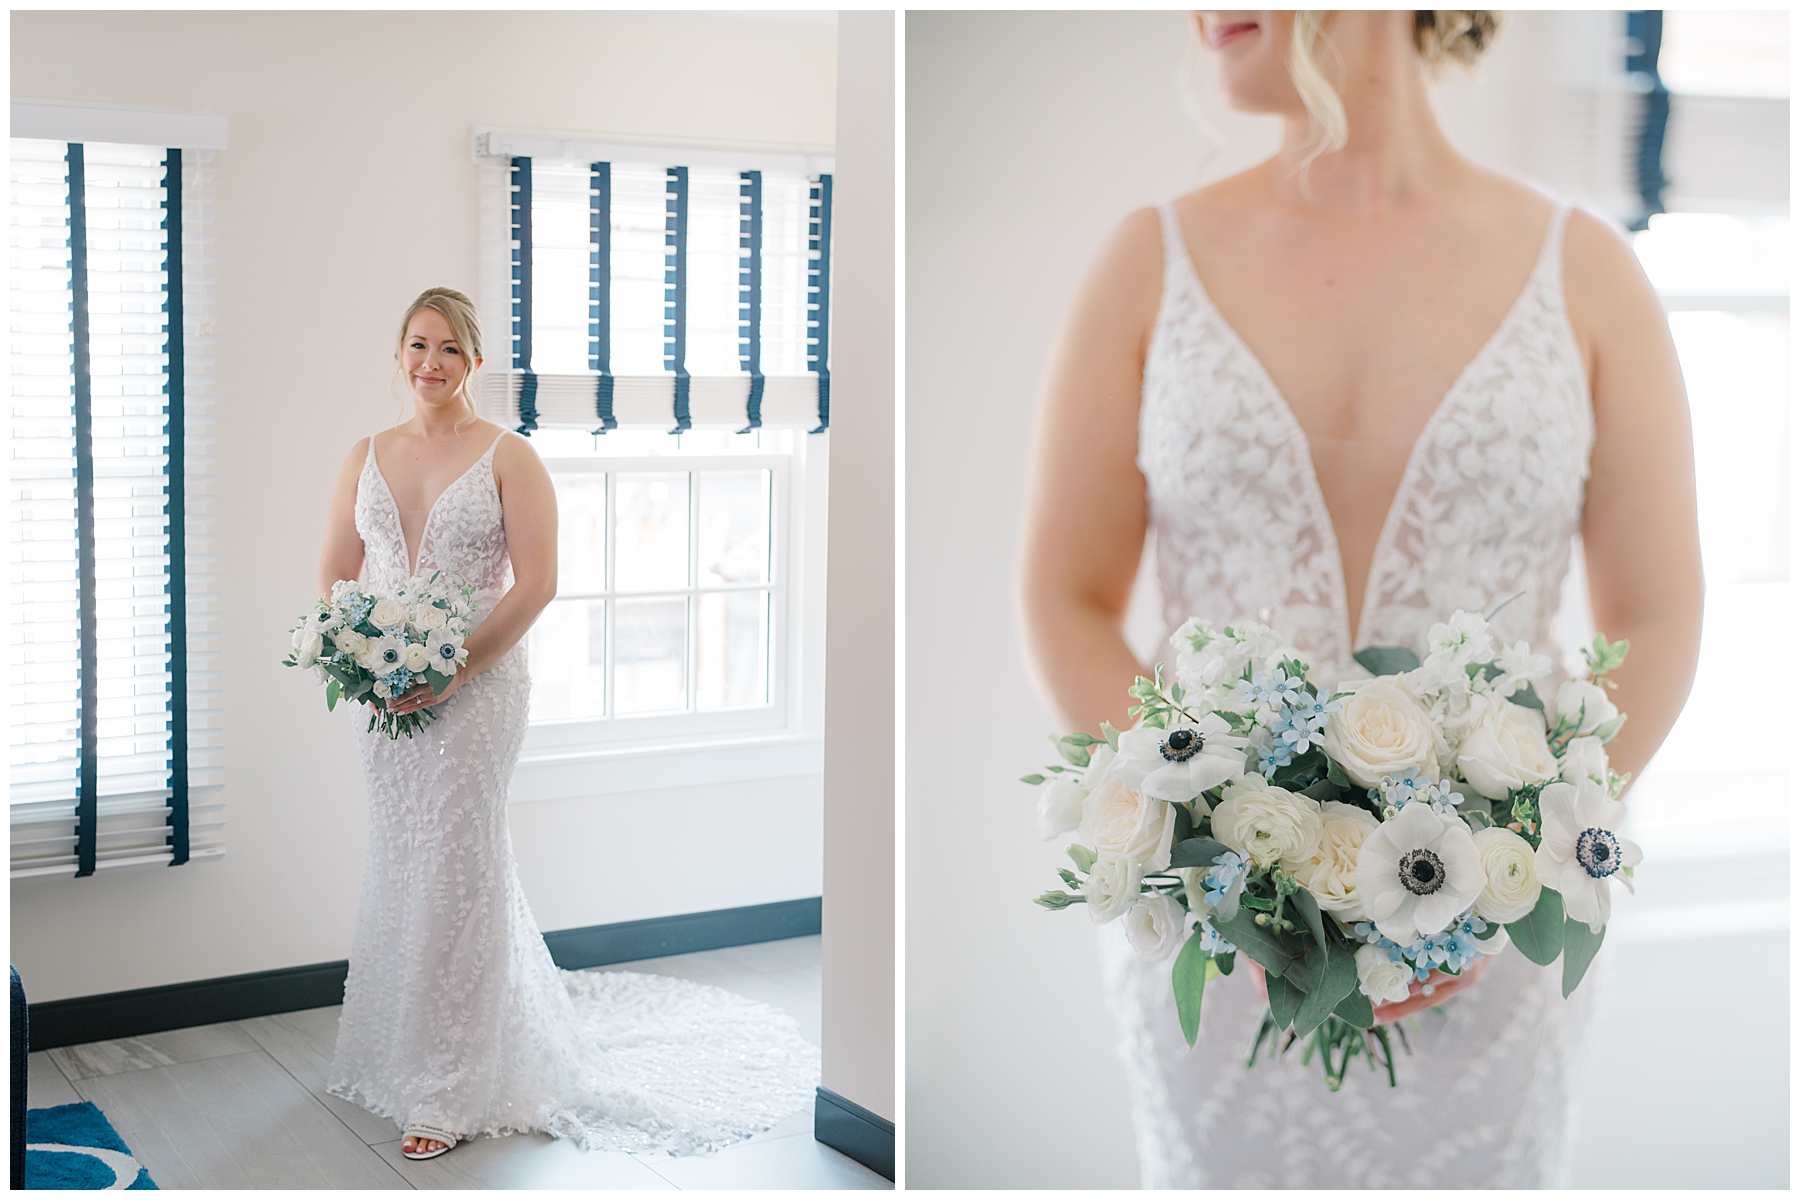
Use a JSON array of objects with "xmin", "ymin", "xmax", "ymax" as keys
[{"xmin": 26, "ymin": 1103, "xmax": 157, "ymax": 1189}]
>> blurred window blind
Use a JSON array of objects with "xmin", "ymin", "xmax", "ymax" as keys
[
  {"xmin": 473, "ymin": 132, "xmax": 834, "ymax": 433},
  {"xmin": 9, "ymin": 135, "xmax": 222, "ymax": 878}
]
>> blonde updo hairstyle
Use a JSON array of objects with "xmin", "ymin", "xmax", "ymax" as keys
[
  {"xmin": 393, "ymin": 287, "xmax": 484, "ymax": 431},
  {"xmin": 1288, "ymin": 11, "xmax": 1503, "ymax": 173}
]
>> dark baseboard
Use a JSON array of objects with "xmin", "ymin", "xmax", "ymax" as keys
[
  {"xmin": 24, "ymin": 897, "xmax": 822, "ymax": 1051},
  {"xmin": 814, "ymin": 1086, "xmax": 894, "ymax": 1182}
]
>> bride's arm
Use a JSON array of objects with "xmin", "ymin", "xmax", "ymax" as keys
[
  {"xmin": 1020, "ymin": 208, "xmax": 1165, "ymax": 735},
  {"xmin": 1564, "ymin": 210, "xmax": 1704, "ymax": 783},
  {"xmin": 318, "ymin": 438, "xmax": 370, "ymax": 597},
  {"xmin": 391, "ymin": 431, "xmax": 558, "ymax": 714}
]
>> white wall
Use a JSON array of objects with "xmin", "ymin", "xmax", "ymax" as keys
[
  {"xmin": 903, "ymin": 10, "xmax": 1583, "ymax": 1188},
  {"xmin": 11, "ymin": 10, "xmax": 836, "ymax": 1003},
  {"xmin": 820, "ymin": 10, "xmax": 896, "ymax": 1128}
]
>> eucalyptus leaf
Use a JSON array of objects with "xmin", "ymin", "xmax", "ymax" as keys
[
  {"xmin": 1172, "ymin": 931, "xmax": 1210, "ymax": 1047},
  {"xmin": 1290, "ymin": 886, "xmax": 1328, "ymax": 956},
  {"xmin": 1300, "ymin": 778, "xmax": 1344, "ymax": 803},
  {"xmin": 1019, "ymin": 773, "xmax": 1046, "ymax": 786},
  {"xmin": 1215, "ymin": 950, "xmax": 1235, "ymax": 976},
  {"xmin": 1292, "ymin": 940, "xmax": 1358, "ymax": 1038},
  {"xmin": 1213, "ymin": 907, "xmax": 1304, "ymax": 983},
  {"xmin": 325, "ymin": 679, "xmax": 341, "ymax": 712},
  {"xmin": 1171, "ymin": 803, "xmax": 1196, "ymax": 847},
  {"xmin": 1505, "ymin": 886, "xmax": 1566, "ymax": 966},
  {"xmin": 1507, "ymin": 682, "xmax": 1545, "ymax": 711},
  {"xmin": 1265, "ymin": 970, "xmax": 1304, "ymax": 1032},
  {"xmin": 1099, "ymin": 721, "xmax": 1122, "ymax": 752},
  {"xmin": 428, "ymin": 668, "xmax": 455, "ymax": 697},
  {"xmin": 1169, "ymin": 837, "xmax": 1230, "ymax": 870},
  {"xmin": 1326, "ymin": 758, "xmax": 1353, "ymax": 789},
  {"xmin": 1353, "ymin": 645, "xmax": 1422, "ymax": 676},
  {"xmin": 1053, "ymin": 736, "xmax": 1092, "ymax": 768},
  {"xmin": 1561, "ymin": 917, "xmax": 1605, "ymax": 998},
  {"xmin": 1333, "ymin": 985, "xmax": 1376, "ymax": 1030}
]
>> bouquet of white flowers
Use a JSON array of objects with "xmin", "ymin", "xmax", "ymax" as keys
[
  {"xmin": 1027, "ymin": 606, "xmax": 1634, "ymax": 1089},
  {"xmin": 283, "ymin": 576, "xmax": 476, "ymax": 739}
]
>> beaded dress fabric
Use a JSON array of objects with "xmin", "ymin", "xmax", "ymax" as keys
[
  {"xmin": 1097, "ymin": 203, "xmax": 1598, "ymax": 1187},
  {"xmin": 327, "ymin": 431, "xmax": 819, "ymax": 1154}
]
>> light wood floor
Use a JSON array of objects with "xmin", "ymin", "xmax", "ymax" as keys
[{"xmin": 28, "ymin": 935, "xmax": 890, "ymax": 1190}]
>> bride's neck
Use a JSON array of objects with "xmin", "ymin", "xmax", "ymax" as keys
[{"xmin": 1270, "ymin": 26, "xmax": 1466, "ymax": 216}]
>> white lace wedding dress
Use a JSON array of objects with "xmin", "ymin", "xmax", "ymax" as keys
[
  {"xmin": 1096, "ymin": 202, "xmax": 1599, "ymax": 1187},
  {"xmin": 326, "ymin": 431, "xmax": 819, "ymax": 1154}
]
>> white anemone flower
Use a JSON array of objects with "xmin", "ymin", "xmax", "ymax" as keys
[
  {"xmin": 370, "ymin": 634, "xmax": 408, "ymax": 674},
  {"xmin": 1533, "ymin": 779, "xmax": 1640, "ymax": 932},
  {"xmin": 1115, "ymin": 715, "xmax": 1249, "ymax": 804},
  {"xmin": 425, "ymin": 628, "xmax": 466, "ymax": 674},
  {"xmin": 1353, "ymin": 801, "xmax": 1485, "ymax": 944}
]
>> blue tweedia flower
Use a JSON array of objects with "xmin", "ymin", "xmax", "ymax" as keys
[
  {"xmin": 349, "ymin": 598, "xmax": 373, "ymax": 626},
  {"xmin": 1455, "ymin": 910, "xmax": 1488, "ymax": 940},
  {"xmin": 1441, "ymin": 929, "xmax": 1482, "ymax": 973},
  {"xmin": 1198, "ymin": 919, "xmax": 1236, "ymax": 955},
  {"xmin": 1291, "ymin": 687, "xmax": 1341, "ymax": 729},
  {"xmin": 382, "ymin": 669, "xmax": 413, "ymax": 695},
  {"xmin": 1274, "ymin": 706, "xmax": 1327, "ymax": 753},
  {"xmin": 1351, "ymin": 920, "xmax": 1397, "ymax": 950},
  {"xmin": 1202, "ymin": 851, "xmax": 1247, "ymax": 905},
  {"xmin": 1377, "ymin": 770, "xmax": 1425, "ymax": 809},
  {"xmin": 1257, "ymin": 740, "xmax": 1294, "ymax": 778},
  {"xmin": 1237, "ymin": 668, "xmax": 1304, "ymax": 712},
  {"xmin": 1419, "ymin": 779, "xmax": 1466, "ymax": 816}
]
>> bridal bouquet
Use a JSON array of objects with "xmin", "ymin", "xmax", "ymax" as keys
[
  {"xmin": 1026, "ymin": 608, "xmax": 1634, "ymax": 1089},
  {"xmin": 283, "ymin": 576, "xmax": 476, "ymax": 739}
]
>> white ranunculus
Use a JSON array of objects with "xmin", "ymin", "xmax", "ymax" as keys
[
  {"xmin": 1084, "ymin": 853, "xmax": 1145, "ymax": 925},
  {"xmin": 355, "ymin": 643, "xmax": 380, "ymax": 672},
  {"xmin": 1209, "ymin": 777, "xmax": 1323, "ymax": 870},
  {"xmin": 292, "ymin": 627, "xmax": 324, "ymax": 668},
  {"xmin": 403, "ymin": 642, "xmax": 431, "ymax": 672},
  {"xmin": 1534, "ymin": 779, "xmax": 1640, "ymax": 933},
  {"xmin": 330, "ymin": 628, "xmax": 368, "ymax": 657},
  {"xmin": 1554, "ymin": 679, "xmax": 1618, "ymax": 737},
  {"xmin": 1290, "ymin": 801, "xmax": 1380, "ymax": 921},
  {"xmin": 1353, "ymin": 801, "xmax": 1486, "ymax": 944},
  {"xmin": 1116, "ymin": 715, "xmax": 1248, "ymax": 804},
  {"xmin": 1122, "ymin": 893, "xmax": 1188, "ymax": 961},
  {"xmin": 1321, "ymin": 678, "xmax": 1439, "ymax": 790},
  {"xmin": 1559, "ymin": 735, "xmax": 1609, "ymax": 789},
  {"xmin": 1355, "ymin": 943, "xmax": 1414, "ymax": 1006},
  {"xmin": 1455, "ymin": 697, "xmax": 1559, "ymax": 800},
  {"xmin": 1079, "ymin": 770, "xmax": 1177, "ymax": 872},
  {"xmin": 1469, "ymin": 826, "xmax": 1542, "ymax": 923},
  {"xmin": 369, "ymin": 597, "xmax": 408, "ymax": 630},
  {"xmin": 411, "ymin": 604, "xmax": 449, "ymax": 634}
]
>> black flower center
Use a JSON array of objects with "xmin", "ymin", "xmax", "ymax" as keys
[
  {"xmin": 1398, "ymin": 847, "xmax": 1445, "ymax": 896},
  {"xmin": 1161, "ymin": 728, "xmax": 1204, "ymax": 763},
  {"xmin": 1576, "ymin": 828, "xmax": 1621, "ymax": 879}
]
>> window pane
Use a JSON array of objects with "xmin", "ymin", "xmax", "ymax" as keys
[
  {"xmin": 685, "ymin": 168, "xmax": 747, "ymax": 375},
  {"xmin": 697, "ymin": 469, "xmax": 771, "ymax": 585},
  {"xmin": 615, "ymin": 597, "xmax": 687, "ymax": 714},
  {"xmin": 555, "ymin": 473, "xmax": 607, "ymax": 595},
  {"xmin": 697, "ymin": 590, "xmax": 769, "ymax": 710},
  {"xmin": 530, "ymin": 164, "xmax": 594, "ymax": 374},
  {"xmin": 614, "ymin": 472, "xmax": 688, "ymax": 591},
  {"xmin": 528, "ymin": 599, "xmax": 606, "ymax": 721},
  {"xmin": 609, "ymin": 163, "xmax": 669, "ymax": 375}
]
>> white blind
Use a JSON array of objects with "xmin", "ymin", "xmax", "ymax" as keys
[
  {"xmin": 9, "ymin": 137, "xmax": 223, "ymax": 878},
  {"xmin": 476, "ymin": 146, "xmax": 831, "ymax": 431}
]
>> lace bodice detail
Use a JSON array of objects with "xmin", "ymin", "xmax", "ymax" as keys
[
  {"xmin": 354, "ymin": 432, "xmax": 513, "ymax": 611},
  {"xmin": 1138, "ymin": 202, "xmax": 1593, "ymax": 677},
  {"xmin": 1100, "ymin": 200, "xmax": 1601, "ymax": 1189}
]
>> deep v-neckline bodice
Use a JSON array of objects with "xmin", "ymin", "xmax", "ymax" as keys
[
  {"xmin": 364, "ymin": 431, "xmax": 507, "ymax": 579},
  {"xmin": 1160, "ymin": 202, "xmax": 1568, "ymax": 652}
]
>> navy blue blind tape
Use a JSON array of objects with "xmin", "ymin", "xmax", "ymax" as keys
[
  {"xmin": 806, "ymin": 174, "xmax": 833, "ymax": 433},
  {"xmin": 163, "ymin": 149, "xmax": 189, "ymax": 866},
  {"xmin": 68, "ymin": 144, "xmax": 98, "ymax": 878},
  {"xmin": 590, "ymin": 161, "xmax": 616, "ymax": 433},
  {"xmin": 738, "ymin": 170, "xmax": 765, "ymax": 433},
  {"xmin": 511, "ymin": 157, "xmax": 538, "ymax": 434},
  {"xmin": 665, "ymin": 166, "xmax": 691, "ymax": 434}
]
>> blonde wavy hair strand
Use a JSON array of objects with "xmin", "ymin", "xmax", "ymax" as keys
[{"xmin": 392, "ymin": 287, "xmax": 485, "ymax": 432}]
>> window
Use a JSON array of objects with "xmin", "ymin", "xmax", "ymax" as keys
[
  {"xmin": 472, "ymin": 130, "xmax": 833, "ymax": 793},
  {"xmin": 9, "ymin": 104, "xmax": 225, "ymax": 878}
]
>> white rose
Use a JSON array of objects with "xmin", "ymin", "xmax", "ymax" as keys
[
  {"xmin": 1084, "ymin": 853, "xmax": 1144, "ymax": 925},
  {"xmin": 355, "ymin": 644, "xmax": 380, "ymax": 672},
  {"xmin": 1209, "ymin": 777, "xmax": 1322, "ymax": 869},
  {"xmin": 1555, "ymin": 679, "xmax": 1618, "ymax": 736},
  {"xmin": 411, "ymin": 604, "xmax": 448, "ymax": 633},
  {"xmin": 403, "ymin": 642, "xmax": 431, "ymax": 672},
  {"xmin": 291, "ymin": 627, "xmax": 324, "ymax": 668},
  {"xmin": 1355, "ymin": 943, "xmax": 1414, "ymax": 1006},
  {"xmin": 1078, "ymin": 770, "xmax": 1177, "ymax": 872},
  {"xmin": 369, "ymin": 596, "xmax": 409, "ymax": 630},
  {"xmin": 1469, "ymin": 826, "xmax": 1542, "ymax": 923},
  {"xmin": 1037, "ymin": 775, "xmax": 1089, "ymax": 840},
  {"xmin": 1559, "ymin": 735, "xmax": 1609, "ymax": 789},
  {"xmin": 1122, "ymin": 893, "xmax": 1188, "ymax": 961},
  {"xmin": 1456, "ymin": 698, "xmax": 1558, "ymax": 800},
  {"xmin": 1321, "ymin": 678, "xmax": 1439, "ymax": 790},
  {"xmin": 372, "ymin": 679, "xmax": 393, "ymax": 700},
  {"xmin": 1290, "ymin": 801, "xmax": 1380, "ymax": 921}
]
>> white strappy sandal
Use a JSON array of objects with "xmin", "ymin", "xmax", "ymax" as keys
[{"xmin": 401, "ymin": 1125, "xmax": 459, "ymax": 1160}]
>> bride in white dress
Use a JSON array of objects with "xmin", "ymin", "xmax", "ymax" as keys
[
  {"xmin": 314, "ymin": 288, "xmax": 818, "ymax": 1160},
  {"xmin": 1020, "ymin": 12, "xmax": 1702, "ymax": 1188}
]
